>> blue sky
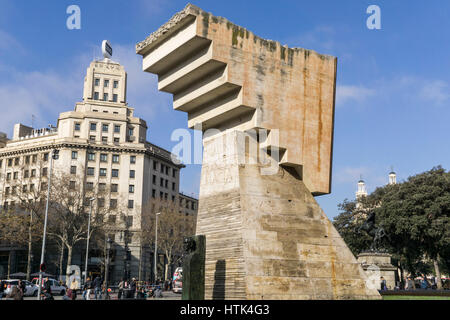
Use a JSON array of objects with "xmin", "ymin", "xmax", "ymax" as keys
[{"xmin": 0, "ymin": 0, "xmax": 449, "ymax": 218}]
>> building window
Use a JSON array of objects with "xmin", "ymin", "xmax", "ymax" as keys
[
  {"xmin": 43, "ymin": 153, "xmax": 49, "ymax": 162},
  {"xmin": 102, "ymin": 136, "xmax": 108, "ymax": 144},
  {"xmin": 173, "ymin": 169, "xmax": 177, "ymax": 178},
  {"xmin": 94, "ymin": 92, "xmax": 99, "ymax": 100},
  {"xmin": 113, "ymin": 80, "xmax": 119, "ymax": 88},
  {"xmin": 111, "ymin": 184, "xmax": 118, "ymax": 192},
  {"xmin": 99, "ymin": 183, "xmax": 106, "ymax": 191},
  {"xmin": 165, "ymin": 180, "xmax": 168, "ymax": 189},
  {"xmin": 126, "ymin": 216, "xmax": 133, "ymax": 227},
  {"xmin": 172, "ymin": 182, "xmax": 176, "ymax": 191},
  {"xmin": 14, "ymin": 157, "xmax": 19, "ymax": 166},
  {"xmin": 130, "ymin": 170, "xmax": 135, "ymax": 179},
  {"xmin": 129, "ymin": 185, "xmax": 135, "ymax": 193},
  {"xmin": 74, "ymin": 123, "xmax": 81, "ymax": 131},
  {"xmin": 13, "ymin": 171, "xmax": 18, "ymax": 180},
  {"xmin": 88, "ymin": 153, "xmax": 95, "ymax": 161},
  {"xmin": 94, "ymin": 78, "xmax": 100, "ymax": 86},
  {"xmin": 24, "ymin": 170, "xmax": 29, "ymax": 178},
  {"xmin": 70, "ymin": 166, "xmax": 76, "ymax": 174},
  {"xmin": 152, "ymin": 189, "xmax": 156, "ymax": 198},
  {"xmin": 6, "ymin": 172, "xmax": 11, "ymax": 180},
  {"xmin": 90, "ymin": 123, "xmax": 97, "ymax": 131},
  {"xmin": 86, "ymin": 182, "xmax": 94, "ymax": 191},
  {"xmin": 98, "ymin": 154, "xmax": 106, "ymax": 162},
  {"xmin": 103, "ymin": 93, "xmax": 108, "ymax": 101},
  {"xmin": 160, "ymin": 177, "xmax": 164, "ymax": 187},
  {"xmin": 90, "ymin": 135, "xmax": 96, "ymax": 142},
  {"xmin": 112, "ymin": 169, "xmax": 119, "ymax": 178},
  {"xmin": 152, "ymin": 175, "xmax": 156, "ymax": 185},
  {"xmin": 153, "ymin": 161, "xmax": 157, "ymax": 170},
  {"xmin": 172, "ymin": 195, "xmax": 175, "ymax": 202},
  {"xmin": 42, "ymin": 168, "xmax": 47, "ymax": 177},
  {"xmin": 87, "ymin": 167, "xmax": 95, "ymax": 176},
  {"xmin": 113, "ymin": 94, "xmax": 118, "ymax": 102},
  {"xmin": 104, "ymin": 79, "xmax": 109, "ymax": 88},
  {"xmin": 72, "ymin": 151, "xmax": 78, "ymax": 159},
  {"xmin": 25, "ymin": 156, "xmax": 30, "ymax": 164},
  {"xmin": 114, "ymin": 125, "xmax": 120, "ymax": 133},
  {"xmin": 102, "ymin": 124, "xmax": 109, "ymax": 132},
  {"xmin": 128, "ymin": 127, "xmax": 134, "ymax": 137},
  {"xmin": 130, "ymin": 156, "xmax": 136, "ymax": 164},
  {"xmin": 160, "ymin": 164, "xmax": 164, "ymax": 173},
  {"xmin": 114, "ymin": 138, "xmax": 120, "ymax": 144},
  {"xmin": 110, "ymin": 199, "xmax": 117, "ymax": 209},
  {"xmin": 31, "ymin": 169, "xmax": 36, "ymax": 177},
  {"xmin": 99, "ymin": 168, "xmax": 107, "ymax": 177},
  {"xmin": 5, "ymin": 187, "xmax": 9, "ymax": 195},
  {"xmin": 108, "ymin": 215, "xmax": 116, "ymax": 224},
  {"xmin": 32, "ymin": 155, "xmax": 37, "ymax": 163},
  {"xmin": 112, "ymin": 155, "xmax": 120, "ymax": 163},
  {"xmin": 128, "ymin": 200, "xmax": 134, "ymax": 209},
  {"xmin": 7, "ymin": 159, "xmax": 12, "ymax": 167}
]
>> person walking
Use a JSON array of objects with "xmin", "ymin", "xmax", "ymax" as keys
[
  {"xmin": 93, "ymin": 276, "xmax": 103, "ymax": 300},
  {"xmin": 129, "ymin": 278, "xmax": 137, "ymax": 299},
  {"xmin": 18, "ymin": 280, "xmax": 26, "ymax": 299},
  {"xmin": 70, "ymin": 278, "xmax": 78, "ymax": 300},
  {"xmin": 118, "ymin": 279, "xmax": 124, "ymax": 300},
  {"xmin": 84, "ymin": 277, "xmax": 93, "ymax": 300}
]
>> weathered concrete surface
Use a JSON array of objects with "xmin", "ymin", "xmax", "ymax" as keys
[
  {"xmin": 196, "ymin": 131, "xmax": 380, "ymax": 300},
  {"xmin": 137, "ymin": 3, "xmax": 336, "ymax": 195},
  {"xmin": 137, "ymin": 4, "xmax": 380, "ymax": 300}
]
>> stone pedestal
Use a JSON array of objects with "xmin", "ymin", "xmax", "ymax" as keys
[
  {"xmin": 357, "ymin": 252, "xmax": 397, "ymax": 290},
  {"xmin": 195, "ymin": 131, "xmax": 381, "ymax": 300}
]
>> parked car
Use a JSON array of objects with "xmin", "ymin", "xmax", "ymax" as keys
[
  {"xmin": 3, "ymin": 279, "xmax": 38, "ymax": 297},
  {"xmin": 172, "ymin": 267, "xmax": 182, "ymax": 294},
  {"xmin": 31, "ymin": 278, "xmax": 66, "ymax": 296}
]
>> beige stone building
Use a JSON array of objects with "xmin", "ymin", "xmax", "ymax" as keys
[{"xmin": 0, "ymin": 56, "xmax": 197, "ymax": 282}]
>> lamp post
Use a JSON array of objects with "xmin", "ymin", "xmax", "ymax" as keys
[
  {"xmin": 37, "ymin": 149, "xmax": 59, "ymax": 300},
  {"xmin": 105, "ymin": 236, "xmax": 112, "ymax": 300},
  {"xmin": 154, "ymin": 212, "xmax": 161, "ymax": 284},
  {"xmin": 83, "ymin": 197, "xmax": 95, "ymax": 285}
]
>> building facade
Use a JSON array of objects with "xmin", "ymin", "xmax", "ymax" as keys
[{"xmin": 0, "ymin": 56, "xmax": 197, "ymax": 282}]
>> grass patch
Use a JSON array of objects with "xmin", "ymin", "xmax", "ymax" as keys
[{"xmin": 383, "ymin": 295, "xmax": 450, "ymax": 300}]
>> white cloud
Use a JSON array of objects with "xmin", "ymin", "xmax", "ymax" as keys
[
  {"xmin": 419, "ymin": 80, "xmax": 449, "ymax": 106},
  {"xmin": 335, "ymin": 85, "xmax": 375, "ymax": 107}
]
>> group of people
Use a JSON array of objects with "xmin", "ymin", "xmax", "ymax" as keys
[{"xmin": 0, "ymin": 280, "xmax": 26, "ymax": 300}]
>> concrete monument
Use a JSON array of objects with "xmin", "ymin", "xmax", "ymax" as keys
[{"xmin": 137, "ymin": 4, "xmax": 380, "ymax": 300}]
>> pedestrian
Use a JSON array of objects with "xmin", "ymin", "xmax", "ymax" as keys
[
  {"xmin": 84, "ymin": 277, "xmax": 93, "ymax": 300},
  {"xmin": 70, "ymin": 277, "xmax": 78, "ymax": 300},
  {"xmin": 93, "ymin": 276, "xmax": 103, "ymax": 300},
  {"xmin": 18, "ymin": 280, "xmax": 26, "ymax": 299},
  {"xmin": 380, "ymin": 277, "xmax": 387, "ymax": 291},
  {"xmin": 7, "ymin": 285, "xmax": 23, "ymax": 300},
  {"xmin": 43, "ymin": 277, "xmax": 53, "ymax": 300},
  {"xmin": 129, "ymin": 278, "xmax": 137, "ymax": 299},
  {"xmin": 118, "ymin": 279, "xmax": 124, "ymax": 300}
]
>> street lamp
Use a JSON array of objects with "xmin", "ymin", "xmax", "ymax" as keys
[
  {"xmin": 83, "ymin": 197, "xmax": 95, "ymax": 285},
  {"xmin": 37, "ymin": 149, "xmax": 59, "ymax": 300},
  {"xmin": 104, "ymin": 236, "xmax": 113, "ymax": 300},
  {"xmin": 154, "ymin": 212, "xmax": 161, "ymax": 284}
]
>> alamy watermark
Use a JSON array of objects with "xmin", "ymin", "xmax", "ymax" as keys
[
  {"xmin": 66, "ymin": 5, "xmax": 81, "ymax": 30},
  {"xmin": 366, "ymin": 5, "xmax": 381, "ymax": 30}
]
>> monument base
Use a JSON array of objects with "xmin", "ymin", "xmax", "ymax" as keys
[
  {"xmin": 196, "ymin": 131, "xmax": 381, "ymax": 300},
  {"xmin": 357, "ymin": 252, "xmax": 397, "ymax": 290}
]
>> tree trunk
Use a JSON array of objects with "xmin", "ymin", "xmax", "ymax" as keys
[
  {"xmin": 7, "ymin": 250, "xmax": 11, "ymax": 279},
  {"xmin": 433, "ymin": 257, "xmax": 442, "ymax": 290},
  {"xmin": 164, "ymin": 251, "xmax": 171, "ymax": 281},
  {"xmin": 58, "ymin": 242, "xmax": 64, "ymax": 280},
  {"xmin": 26, "ymin": 213, "xmax": 33, "ymax": 281},
  {"xmin": 66, "ymin": 246, "xmax": 73, "ymax": 278}
]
